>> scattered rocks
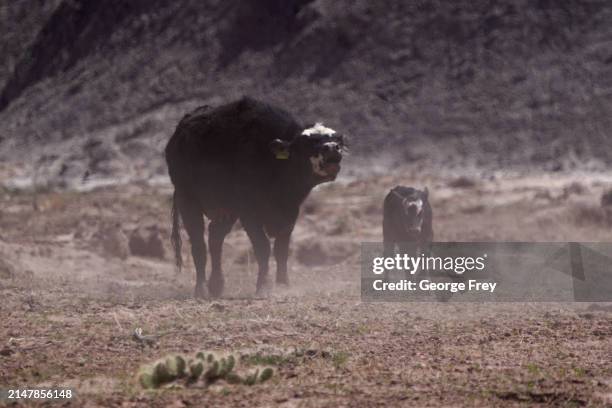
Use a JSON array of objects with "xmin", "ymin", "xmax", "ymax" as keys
[
  {"xmin": 563, "ymin": 181, "xmax": 586, "ymax": 198},
  {"xmin": 448, "ymin": 176, "xmax": 477, "ymax": 189},
  {"xmin": 128, "ymin": 226, "xmax": 165, "ymax": 259},
  {"xmin": 95, "ymin": 223, "xmax": 129, "ymax": 260},
  {"xmin": 0, "ymin": 346, "xmax": 14, "ymax": 356},
  {"xmin": 209, "ymin": 302, "xmax": 226, "ymax": 312},
  {"xmin": 601, "ymin": 189, "xmax": 612, "ymax": 207}
]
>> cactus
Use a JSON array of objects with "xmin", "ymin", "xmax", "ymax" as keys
[
  {"xmin": 189, "ymin": 360, "xmax": 204, "ymax": 379},
  {"xmin": 221, "ymin": 356, "xmax": 237, "ymax": 376},
  {"xmin": 241, "ymin": 367, "xmax": 273, "ymax": 385},
  {"xmin": 196, "ymin": 351, "xmax": 218, "ymax": 363},
  {"xmin": 166, "ymin": 355, "xmax": 186, "ymax": 378},
  {"xmin": 207, "ymin": 352, "xmax": 216, "ymax": 363},
  {"xmin": 137, "ymin": 359, "xmax": 174, "ymax": 389},
  {"xmin": 244, "ymin": 369, "xmax": 259, "ymax": 386},
  {"xmin": 218, "ymin": 357, "xmax": 228, "ymax": 377},
  {"xmin": 138, "ymin": 350, "xmax": 273, "ymax": 389},
  {"xmin": 225, "ymin": 355, "xmax": 236, "ymax": 374},
  {"xmin": 204, "ymin": 360, "xmax": 220, "ymax": 381},
  {"xmin": 176, "ymin": 355, "xmax": 187, "ymax": 376},
  {"xmin": 138, "ymin": 369, "xmax": 156, "ymax": 389},
  {"xmin": 153, "ymin": 360, "xmax": 173, "ymax": 384},
  {"xmin": 259, "ymin": 367, "xmax": 273, "ymax": 383},
  {"xmin": 225, "ymin": 372, "xmax": 244, "ymax": 384}
]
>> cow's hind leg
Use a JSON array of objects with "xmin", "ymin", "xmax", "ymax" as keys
[
  {"xmin": 178, "ymin": 195, "xmax": 207, "ymax": 298},
  {"xmin": 241, "ymin": 218, "xmax": 271, "ymax": 297},
  {"xmin": 208, "ymin": 216, "xmax": 237, "ymax": 298},
  {"xmin": 274, "ymin": 225, "xmax": 295, "ymax": 285}
]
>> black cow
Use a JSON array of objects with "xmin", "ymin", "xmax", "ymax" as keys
[
  {"xmin": 165, "ymin": 97, "xmax": 345, "ymax": 298},
  {"xmin": 383, "ymin": 186, "xmax": 433, "ymax": 278}
]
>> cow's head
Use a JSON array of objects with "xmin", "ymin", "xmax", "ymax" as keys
[
  {"xmin": 393, "ymin": 187, "xmax": 428, "ymax": 234},
  {"xmin": 270, "ymin": 123, "xmax": 346, "ymax": 183}
]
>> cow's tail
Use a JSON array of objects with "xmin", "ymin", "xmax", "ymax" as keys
[{"xmin": 171, "ymin": 191, "xmax": 183, "ymax": 272}]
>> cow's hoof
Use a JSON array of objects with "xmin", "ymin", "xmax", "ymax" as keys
[
  {"xmin": 276, "ymin": 274, "xmax": 289, "ymax": 286},
  {"xmin": 194, "ymin": 285, "xmax": 208, "ymax": 299},
  {"xmin": 207, "ymin": 274, "xmax": 225, "ymax": 299},
  {"xmin": 255, "ymin": 277, "xmax": 272, "ymax": 298}
]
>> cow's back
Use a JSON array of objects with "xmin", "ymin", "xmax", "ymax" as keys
[{"xmin": 165, "ymin": 97, "xmax": 302, "ymax": 210}]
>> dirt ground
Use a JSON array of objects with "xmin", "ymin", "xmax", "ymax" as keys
[{"xmin": 1, "ymin": 168, "xmax": 611, "ymax": 407}]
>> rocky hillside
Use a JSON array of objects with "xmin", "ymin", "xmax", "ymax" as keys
[{"xmin": 1, "ymin": 0, "xmax": 612, "ymax": 188}]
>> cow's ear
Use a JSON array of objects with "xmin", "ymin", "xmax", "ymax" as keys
[
  {"xmin": 270, "ymin": 139, "xmax": 291, "ymax": 159},
  {"xmin": 423, "ymin": 187, "xmax": 429, "ymax": 200}
]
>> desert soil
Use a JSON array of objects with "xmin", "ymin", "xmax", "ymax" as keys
[{"xmin": 1, "ymin": 168, "xmax": 611, "ymax": 407}]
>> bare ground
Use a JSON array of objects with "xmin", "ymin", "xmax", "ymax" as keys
[{"xmin": 1, "ymin": 168, "xmax": 611, "ymax": 407}]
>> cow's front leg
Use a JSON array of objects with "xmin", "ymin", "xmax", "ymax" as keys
[{"xmin": 242, "ymin": 218, "xmax": 271, "ymax": 296}]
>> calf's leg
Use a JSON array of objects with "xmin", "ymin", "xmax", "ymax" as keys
[
  {"xmin": 399, "ymin": 242, "xmax": 419, "ymax": 280},
  {"xmin": 208, "ymin": 216, "xmax": 236, "ymax": 298}
]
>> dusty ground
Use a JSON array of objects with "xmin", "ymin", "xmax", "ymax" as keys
[{"xmin": 1, "ymin": 168, "xmax": 612, "ymax": 407}]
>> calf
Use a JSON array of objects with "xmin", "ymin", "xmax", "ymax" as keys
[
  {"xmin": 165, "ymin": 97, "xmax": 346, "ymax": 298},
  {"xmin": 383, "ymin": 186, "xmax": 433, "ymax": 278}
]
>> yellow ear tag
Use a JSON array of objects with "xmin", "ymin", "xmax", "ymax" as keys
[{"xmin": 275, "ymin": 151, "xmax": 290, "ymax": 159}]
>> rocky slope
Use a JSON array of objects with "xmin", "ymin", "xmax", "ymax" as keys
[{"xmin": 1, "ymin": 0, "xmax": 612, "ymax": 188}]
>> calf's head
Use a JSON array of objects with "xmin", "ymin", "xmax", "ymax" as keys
[
  {"xmin": 393, "ymin": 187, "xmax": 429, "ymax": 234},
  {"xmin": 270, "ymin": 123, "xmax": 346, "ymax": 183}
]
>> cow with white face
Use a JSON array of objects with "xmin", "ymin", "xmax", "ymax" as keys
[
  {"xmin": 270, "ymin": 122, "xmax": 345, "ymax": 184},
  {"xmin": 165, "ymin": 97, "xmax": 346, "ymax": 298}
]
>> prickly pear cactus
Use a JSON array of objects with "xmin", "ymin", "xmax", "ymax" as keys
[
  {"xmin": 244, "ymin": 369, "xmax": 259, "ymax": 386},
  {"xmin": 166, "ymin": 355, "xmax": 186, "ymax": 378},
  {"xmin": 188, "ymin": 360, "xmax": 204, "ymax": 379},
  {"xmin": 138, "ymin": 351, "xmax": 273, "ymax": 389},
  {"xmin": 138, "ymin": 358, "xmax": 177, "ymax": 389},
  {"xmin": 225, "ymin": 372, "xmax": 244, "ymax": 384},
  {"xmin": 203, "ymin": 360, "xmax": 220, "ymax": 381},
  {"xmin": 242, "ymin": 367, "xmax": 274, "ymax": 386},
  {"xmin": 259, "ymin": 367, "xmax": 274, "ymax": 383}
]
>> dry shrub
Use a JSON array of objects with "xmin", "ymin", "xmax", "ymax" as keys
[{"xmin": 570, "ymin": 202, "xmax": 612, "ymax": 227}]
